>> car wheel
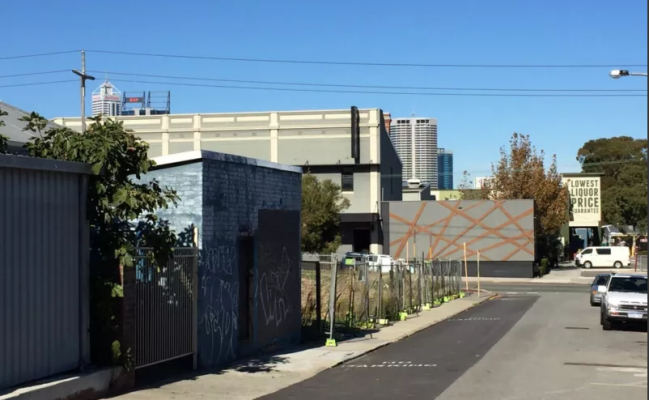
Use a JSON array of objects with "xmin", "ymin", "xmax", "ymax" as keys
[
  {"xmin": 583, "ymin": 261, "xmax": 593, "ymax": 269},
  {"xmin": 590, "ymin": 300, "xmax": 597, "ymax": 307},
  {"xmin": 614, "ymin": 261, "xmax": 623, "ymax": 269},
  {"xmin": 602, "ymin": 313, "xmax": 613, "ymax": 331}
]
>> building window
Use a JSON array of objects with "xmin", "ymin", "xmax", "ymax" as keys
[{"xmin": 342, "ymin": 167, "xmax": 354, "ymax": 191}]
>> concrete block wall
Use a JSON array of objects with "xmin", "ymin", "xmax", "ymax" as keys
[{"xmin": 199, "ymin": 158, "xmax": 301, "ymax": 368}]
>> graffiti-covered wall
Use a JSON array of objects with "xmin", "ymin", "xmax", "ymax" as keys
[{"xmin": 142, "ymin": 150, "xmax": 302, "ymax": 369}]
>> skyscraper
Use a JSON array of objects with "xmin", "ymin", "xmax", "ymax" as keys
[
  {"xmin": 389, "ymin": 117, "xmax": 438, "ymax": 188},
  {"xmin": 91, "ymin": 80, "xmax": 122, "ymax": 117},
  {"xmin": 438, "ymin": 148, "xmax": 454, "ymax": 189}
]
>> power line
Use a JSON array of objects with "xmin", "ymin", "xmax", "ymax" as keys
[
  {"xmin": 110, "ymin": 78, "xmax": 647, "ymax": 97},
  {"xmin": 86, "ymin": 50, "xmax": 647, "ymax": 69},
  {"xmin": 0, "ymin": 70, "xmax": 68, "ymax": 79},
  {"xmin": 0, "ymin": 80, "xmax": 76, "ymax": 88},
  {"xmin": 0, "ymin": 50, "xmax": 79, "ymax": 61},
  {"xmin": 91, "ymin": 70, "xmax": 647, "ymax": 92}
]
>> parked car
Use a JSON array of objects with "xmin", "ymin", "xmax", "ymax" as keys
[
  {"xmin": 576, "ymin": 246, "xmax": 630, "ymax": 269},
  {"xmin": 590, "ymin": 273, "xmax": 612, "ymax": 306},
  {"xmin": 599, "ymin": 274, "xmax": 647, "ymax": 331}
]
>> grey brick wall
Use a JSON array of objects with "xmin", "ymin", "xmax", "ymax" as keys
[
  {"xmin": 199, "ymin": 158, "xmax": 301, "ymax": 368},
  {"xmin": 135, "ymin": 155, "xmax": 302, "ymax": 370}
]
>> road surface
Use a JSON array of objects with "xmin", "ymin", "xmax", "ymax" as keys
[{"xmin": 260, "ymin": 290, "xmax": 647, "ymax": 400}]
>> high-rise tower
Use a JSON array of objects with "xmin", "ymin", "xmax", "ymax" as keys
[
  {"xmin": 91, "ymin": 80, "xmax": 122, "ymax": 117},
  {"xmin": 389, "ymin": 117, "xmax": 438, "ymax": 188}
]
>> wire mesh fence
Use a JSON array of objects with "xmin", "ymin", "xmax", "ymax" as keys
[
  {"xmin": 301, "ymin": 254, "xmax": 464, "ymax": 339},
  {"xmin": 636, "ymin": 255, "xmax": 647, "ymax": 272}
]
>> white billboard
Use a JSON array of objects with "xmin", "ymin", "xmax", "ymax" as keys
[
  {"xmin": 474, "ymin": 176, "xmax": 494, "ymax": 189},
  {"xmin": 563, "ymin": 176, "xmax": 602, "ymax": 226}
]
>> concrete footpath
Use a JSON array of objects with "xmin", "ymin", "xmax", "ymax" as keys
[
  {"xmin": 106, "ymin": 292, "xmax": 495, "ymax": 400},
  {"xmin": 465, "ymin": 266, "xmax": 647, "ymax": 285}
]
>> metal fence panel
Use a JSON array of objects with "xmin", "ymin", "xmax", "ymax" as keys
[
  {"xmin": 637, "ymin": 255, "xmax": 647, "ymax": 272},
  {"xmin": 134, "ymin": 247, "xmax": 198, "ymax": 369},
  {"xmin": 302, "ymin": 255, "xmax": 464, "ymax": 340},
  {"xmin": 0, "ymin": 163, "xmax": 89, "ymax": 390}
]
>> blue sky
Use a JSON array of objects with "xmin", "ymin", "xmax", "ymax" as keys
[{"xmin": 1, "ymin": 0, "xmax": 646, "ymax": 184}]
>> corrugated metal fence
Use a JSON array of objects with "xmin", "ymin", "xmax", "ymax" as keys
[{"xmin": 0, "ymin": 155, "xmax": 92, "ymax": 390}]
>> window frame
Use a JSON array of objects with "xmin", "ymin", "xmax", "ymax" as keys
[{"xmin": 341, "ymin": 167, "xmax": 354, "ymax": 192}]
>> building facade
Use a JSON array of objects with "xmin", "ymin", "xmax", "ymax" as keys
[
  {"xmin": 437, "ymin": 148, "xmax": 453, "ymax": 189},
  {"xmin": 560, "ymin": 172, "xmax": 604, "ymax": 256},
  {"xmin": 135, "ymin": 150, "xmax": 303, "ymax": 369},
  {"xmin": 389, "ymin": 117, "xmax": 438, "ymax": 188},
  {"xmin": 53, "ymin": 108, "xmax": 402, "ymax": 255}
]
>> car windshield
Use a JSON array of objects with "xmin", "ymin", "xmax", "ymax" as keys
[
  {"xmin": 594, "ymin": 275, "xmax": 610, "ymax": 285},
  {"xmin": 608, "ymin": 277, "xmax": 647, "ymax": 294}
]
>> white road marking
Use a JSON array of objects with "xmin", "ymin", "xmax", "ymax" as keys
[{"xmin": 343, "ymin": 361, "xmax": 436, "ymax": 368}]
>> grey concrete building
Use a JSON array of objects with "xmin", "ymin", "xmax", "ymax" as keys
[
  {"xmin": 135, "ymin": 150, "xmax": 303, "ymax": 369},
  {"xmin": 53, "ymin": 108, "xmax": 402, "ymax": 255}
]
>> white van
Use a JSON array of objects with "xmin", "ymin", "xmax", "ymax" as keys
[
  {"xmin": 368, "ymin": 254, "xmax": 394, "ymax": 273},
  {"xmin": 576, "ymin": 246, "xmax": 630, "ymax": 269}
]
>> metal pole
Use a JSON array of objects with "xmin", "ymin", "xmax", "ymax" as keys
[
  {"xmin": 326, "ymin": 254, "xmax": 338, "ymax": 346},
  {"xmin": 477, "ymin": 250, "xmax": 481, "ymax": 298},
  {"xmin": 72, "ymin": 50, "xmax": 95, "ymax": 134},
  {"xmin": 81, "ymin": 51, "xmax": 86, "ymax": 134},
  {"xmin": 463, "ymin": 242, "xmax": 469, "ymax": 291}
]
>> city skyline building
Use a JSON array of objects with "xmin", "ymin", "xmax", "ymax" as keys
[
  {"xmin": 91, "ymin": 80, "xmax": 122, "ymax": 117},
  {"xmin": 438, "ymin": 148, "xmax": 453, "ymax": 189},
  {"xmin": 389, "ymin": 117, "xmax": 438, "ymax": 188}
]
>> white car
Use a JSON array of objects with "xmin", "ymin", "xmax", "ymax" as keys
[
  {"xmin": 576, "ymin": 246, "xmax": 630, "ymax": 269},
  {"xmin": 599, "ymin": 274, "xmax": 647, "ymax": 331}
]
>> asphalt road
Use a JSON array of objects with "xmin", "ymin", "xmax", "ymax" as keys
[
  {"xmin": 260, "ymin": 290, "xmax": 647, "ymax": 400},
  {"xmin": 258, "ymin": 295, "xmax": 537, "ymax": 400},
  {"xmin": 437, "ymin": 292, "xmax": 647, "ymax": 400}
]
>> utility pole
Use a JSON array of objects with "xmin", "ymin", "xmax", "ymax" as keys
[{"xmin": 72, "ymin": 51, "xmax": 95, "ymax": 134}]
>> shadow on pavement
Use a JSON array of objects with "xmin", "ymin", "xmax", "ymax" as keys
[{"xmin": 102, "ymin": 338, "xmax": 328, "ymax": 398}]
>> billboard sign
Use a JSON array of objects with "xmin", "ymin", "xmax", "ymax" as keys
[
  {"xmin": 563, "ymin": 176, "xmax": 601, "ymax": 225},
  {"xmin": 125, "ymin": 97, "xmax": 145, "ymax": 104},
  {"xmin": 92, "ymin": 95, "xmax": 120, "ymax": 102}
]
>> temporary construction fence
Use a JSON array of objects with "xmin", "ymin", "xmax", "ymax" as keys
[
  {"xmin": 635, "ymin": 254, "xmax": 647, "ymax": 272},
  {"xmin": 301, "ymin": 254, "xmax": 463, "ymax": 341}
]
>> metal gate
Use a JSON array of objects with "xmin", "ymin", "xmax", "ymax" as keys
[{"xmin": 134, "ymin": 247, "xmax": 198, "ymax": 369}]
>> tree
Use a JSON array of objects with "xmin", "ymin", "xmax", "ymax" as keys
[
  {"xmin": 0, "ymin": 109, "xmax": 8, "ymax": 153},
  {"xmin": 458, "ymin": 170, "xmax": 489, "ymax": 200},
  {"xmin": 486, "ymin": 133, "xmax": 569, "ymax": 260},
  {"xmin": 301, "ymin": 172, "xmax": 350, "ymax": 254},
  {"xmin": 577, "ymin": 136, "xmax": 647, "ymax": 232},
  {"xmin": 24, "ymin": 114, "xmax": 179, "ymax": 366}
]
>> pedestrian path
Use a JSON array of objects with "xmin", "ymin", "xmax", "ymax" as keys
[{"xmin": 106, "ymin": 292, "xmax": 495, "ymax": 400}]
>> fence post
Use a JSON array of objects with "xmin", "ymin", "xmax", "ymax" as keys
[
  {"xmin": 326, "ymin": 254, "xmax": 338, "ymax": 347},
  {"xmin": 477, "ymin": 250, "xmax": 481, "ymax": 298},
  {"xmin": 315, "ymin": 261, "xmax": 322, "ymax": 333},
  {"xmin": 192, "ymin": 247, "xmax": 199, "ymax": 370}
]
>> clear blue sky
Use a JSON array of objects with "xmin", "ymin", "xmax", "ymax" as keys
[{"xmin": 1, "ymin": 0, "xmax": 646, "ymax": 184}]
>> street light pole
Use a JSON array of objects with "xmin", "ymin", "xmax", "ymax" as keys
[
  {"xmin": 72, "ymin": 51, "xmax": 95, "ymax": 134},
  {"xmin": 609, "ymin": 69, "xmax": 648, "ymax": 79}
]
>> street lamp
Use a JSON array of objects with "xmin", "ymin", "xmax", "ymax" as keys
[{"xmin": 609, "ymin": 69, "xmax": 648, "ymax": 79}]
